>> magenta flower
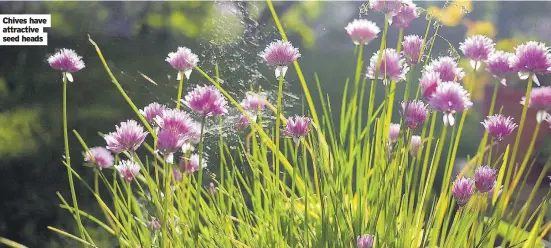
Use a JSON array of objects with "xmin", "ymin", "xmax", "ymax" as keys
[
  {"xmin": 47, "ymin": 48, "xmax": 85, "ymax": 82},
  {"xmin": 180, "ymin": 154, "xmax": 207, "ymax": 174},
  {"xmin": 481, "ymin": 114, "xmax": 518, "ymax": 142},
  {"xmin": 115, "ymin": 160, "xmax": 141, "ymax": 182},
  {"xmin": 459, "ymin": 35, "xmax": 495, "ymax": 69},
  {"xmin": 283, "ymin": 115, "xmax": 311, "ymax": 144},
  {"xmin": 401, "ymin": 100, "xmax": 429, "ymax": 129},
  {"xmin": 140, "ymin": 102, "xmax": 166, "ymax": 123},
  {"xmin": 166, "ymin": 47, "xmax": 199, "ymax": 80},
  {"xmin": 156, "ymin": 129, "xmax": 187, "ymax": 156},
  {"xmin": 155, "ymin": 109, "xmax": 200, "ymax": 139},
  {"xmin": 241, "ymin": 92, "xmax": 266, "ymax": 112},
  {"xmin": 409, "ymin": 135, "xmax": 422, "ymax": 157},
  {"xmin": 428, "ymin": 82, "xmax": 473, "ymax": 126},
  {"xmin": 425, "ymin": 56, "xmax": 465, "ymax": 82},
  {"xmin": 236, "ymin": 114, "xmax": 253, "ymax": 131},
  {"xmin": 104, "ymin": 120, "xmax": 149, "ymax": 153},
  {"xmin": 366, "ymin": 48, "xmax": 409, "ymax": 84},
  {"xmin": 357, "ymin": 234, "xmax": 375, "ymax": 248},
  {"xmin": 148, "ymin": 217, "xmax": 161, "ymax": 231},
  {"xmin": 345, "ymin": 19, "xmax": 381, "ymax": 46},
  {"xmin": 486, "ymin": 51, "xmax": 515, "ymax": 86},
  {"xmin": 369, "ymin": 0, "xmax": 402, "ymax": 19},
  {"xmin": 474, "ymin": 165, "xmax": 497, "ymax": 193},
  {"xmin": 511, "ymin": 41, "xmax": 551, "ymax": 85},
  {"xmin": 520, "ymin": 86, "xmax": 551, "ymax": 123},
  {"xmin": 392, "ymin": 1, "xmax": 418, "ymax": 29},
  {"xmin": 402, "ymin": 35, "xmax": 423, "ymax": 65},
  {"xmin": 260, "ymin": 40, "xmax": 301, "ymax": 79},
  {"xmin": 173, "ymin": 167, "xmax": 182, "ymax": 182},
  {"xmin": 183, "ymin": 85, "xmax": 228, "ymax": 117},
  {"xmin": 420, "ymin": 71, "xmax": 442, "ymax": 100},
  {"xmin": 388, "ymin": 123, "xmax": 401, "ymax": 143},
  {"xmin": 452, "ymin": 177, "xmax": 475, "ymax": 207},
  {"xmin": 83, "ymin": 147, "xmax": 114, "ymax": 169}
]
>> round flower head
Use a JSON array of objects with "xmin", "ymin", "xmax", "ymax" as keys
[
  {"xmin": 183, "ymin": 85, "xmax": 228, "ymax": 117},
  {"xmin": 486, "ymin": 51, "xmax": 515, "ymax": 86},
  {"xmin": 115, "ymin": 160, "xmax": 141, "ymax": 182},
  {"xmin": 166, "ymin": 47, "xmax": 199, "ymax": 80},
  {"xmin": 392, "ymin": 1, "xmax": 418, "ymax": 29},
  {"xmin": 428, "ymin": 82, "xmax": 473, "ymax": 126},
  {"xmin": 366, "ymin": 48, "xmax": 409, "ymax": 84},
  {"xmin": 369, "ymin": 0, "xmax": 402, "ymax": 19},
  {"xmin": 155, "ymin": 109, "xmax": 200, "ymax": 139},
  {"xmin": 481, "ymin": 114, "xmax": 518, "ymax": 142},
  {"xmin": 104, "ymin": 120, "xmax": 149, "ymax": 153},
  {"xmin": 236, "ymin": 114, "xmax": 253, "ymax": 131},
  {"xmin": 520, "ymin": 86, "xmax": 551, "ymax": 123},
  {"xmin": 140, "ymin": 102, "xmax": 166, "ymax": 123},
  {"xmin": 388, "ymin": 123, "xmax": 401, "ymax": 143},
  {"xmin": 345, "ymin": 19, "xmax": 381, "ymax": 46},
  {"xmin": 452, "ymin": 177, "xmax": 474, "ymax": 207},
  {"xmin": 156, "ymin": 129, "xmax": 187, "ymax": 156},
  {"xmin": 425, "ymin": 56, "xmax": 465, "ymax": 82},
  {"xmin": 511, "ymin": 41, "xmax": 551, "ymax": 85},
  {"xmin": 402, "ymin": 35, "xmax": 423, "ymax": 65},
  {"xmin": 47, "ymin": 48, "xmax": 85, "ymax": 82},
  {"xmin": 357, "ymin": 234, "xmax": 375, "ymax": 248},
  {"xmin": 260, "ymin": 40, "xmax": 301, "ymax": 79},
  {"xmin": 180, "ymin": 153, "xmax": 207, "ymax": 174},
  {"xmin": 283, "ymin": 115, "xmax": 311, "ymax": 144},
  {"xmin": 409, "ymin": 135, "xmax": 422, "ymax": 157},
  {"xmin": 474, "ymin": 165, "xmax": 497, "ymax": 193},
  {"xmin": 420, "ymin": 71, "xmax": 442, "ymax": 100},
  {"xmin": 401, "ymin": 100, "xmax": 429, "ymax": 129},
  {"xmin": 241, "ymin": 92, "xmax": 266, "ymax": 112},
  {"xmin": 83, "ymin": 147, "xmax": 114, "ymax": 169},
  {"xmin": 459, "ymin": 35, "xmax": 495, "ymax": 69}
]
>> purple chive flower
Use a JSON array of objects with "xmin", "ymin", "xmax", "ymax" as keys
[
  {"xmin": 104, "ymin": 120, "xmax": 149, "ymax": 153},
  {"xmin": 388, "ymin": 123, "xmax": 401, "ymax": 143},
  {"xmin": 402, "ymin": 35, "xmax": 423, "ymax": 65},
  {"xmin": 260, "ymin": 40, "xmax": 301, "ymax": 79},
  {"xmin": 236, "ymin": 114, "xmax": 253, "ymax": 131},
  {"xmin": 459, "ymin": 35, "xmax": 495, "ymax": 69},
  {"xmin": 155, "ymin": 109, "xmax": 200, "ymax": 139},
  {"xmin": 401, "ymin": 100, "xmax": 429, "ymax": 129},
  {"xmin": 369, "ymin": 0, "xmax": 402, "ymax": 20},
  {"xmin": 425, "ymin": 56, "xmax": 465, "ymax": 82},
  {"xmin": 474, "ymin": 165, "xmax": 498, "ymax": 193},
  {"xmin": 180, "ymin": 154, "xmax": 207, "ymax": 174},
  {"xmin": 486, "ymin": 51, "xmax": 515, "ymax": 86},
  {"xmin": 47, "ymin": 48, "xmax": 85, "ymax": 82},
  {"xmin": 283, "ymin": 115, "xmax": 311, "ymax": 144},
  {"xmin": 392, "ymin": 0, "xmax": 418, "ymax": 29},
  {"xmin": 452, "ymin": 177, "xmax": 475, "ymax": 207},
  {"xmin": 409, "ymin": 135, "xmax": 422, "ymax": 157},
  {"xmin": 173, "ymin": 167, "xmax": 183, "ymax": 182},
  {"xmin": 366, "ymin": 48, "xmax": 409, "ymax": 84},
  {"xmin": 148, "ymin": 217, "xmax": 161, "ymax": 231},
  {"xmin": 156, "ymin": 129, "xmax": 186, "ymax": 156},
  {"xmin": 115, "ymin": 160, "xmax": 141, "ymax": 182},
  {"xmin": 481, "ymin": 114, "xmax": 518, "ymax": 142},
  {"xmin": 420, "ymin": 71, "xmax": 442, "ymax": 100},
  {"xmin": 345, "ymin": 19, "xmax": 381, "ymax": 46},
  {"xmin": 140, "ymin": 102, "xmax": 166, "ymax": 123},
  {"xmin": 83, "ymin": 147, "xmax": 114, "ymax": 169},
  {"xmin": 511, "ymin": 41, "xmax": 551, "ymax": 85},
  {"xmin": 428, "ymin": 82, "xmax": 473, "ymax": 126},
  {"xmin": 520, "ymin": 86, "xmax": 551, "ymax": 123},
  {"xmin": 183, "ymin": 85, "xmax": 228, "ymax": 117},
  {"xmin": 209, "ymin": 182, "xmax": 217, "ymax": 195},
  {"xmin": 357, "ymin": 234, "xmax": 375, "ymax": 248},
  {"xmin": 241, "ymin": 92, "xmax": 266, "ymax": 112},
  {"xmin": 166, "ymin": 47, "xmax": 199, "ymax": 80}
]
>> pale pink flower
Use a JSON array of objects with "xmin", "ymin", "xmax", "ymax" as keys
[
  {"xmin": 104, "ymin": 120, "xmax": 149, "ymax": 153},
  {"xmin": 369, "ymin": 0, "xmax": 402, "ymax": 19},
  {"xmin": 459, "ymin": 35, "xmax": 495, "ymax": 69},
  {"xmin": 409, "ymin": 135, "xmax": 422, "ymax": 157},
  {"xmin": 115, "ymin": 160, "xmax": 141, "ymax": 182},
  {"xmin": 140, "ymin": 102, "xmax": 166, "ymax": 123},
  {"xmin": 180, "ymin": 154, "xmax": 207, "ymax": 174},
  {"xmin": 345, "ymin": 19, "xmax": 381, "ymax": 46},
  {"xmin": 425, "ymin": 56, "xmax": 465, "ymax": 82},
  {"xmin": 47, "ymin": 48, "xmax": 85, "ymax": 82},
  {"xmin": 283, "ymin": 115, "xmax": 311, "ymax": 144},
  {"xmin": 155, "ymin": 109, "xmax": 200, "ymax": 139},
  {"xmin": 388, "ymin": 123, "xmax": 401, "ymax": 143},
  {"xmin": 392, "ymin": 0, "xmax": 418, "ymax": 28},
  {"xmin": 83, "ymin": 147, "xmax": 114, "ymax": 169},
  {"xmin": 481, "ymin": 114, "xmax": 518, "ymax": 142},
  {"xmin": 166, "ymin": 47, "xmax": 199, "ymax": 80},
  {"xmin": 183, "ymin": 85, "xmax": 228, "ymax": 117},
  {"xmin": 428, "ymin": 82, "xmax": 473, "ymax": 126},
  {"xmin": 402, "ymin": 35, "xmax": 423, "ymax": 65},
  {"xmin": 366, "ymin": 48, "xmax": 409, "ymax": 84},
  {"xmin": 401, "ymin": 100, "xmax": 429, "ymax": 129},
  {"xmin": 452, "ymin": 177, "xmax": 474, "ymax": 207},
  {"xmin": 420, "ymin": 71, "xmax": 442, "ymax": 100},
  {"xmin": 260, "ymin": 40, "xmax": 301, "ymax": 79},
  {"xmin": 474, "ymin": 165, "xmax": 497, "ymax": 193},
  {"xmin": 511, "ymin": 41, "xmax": 551, "ymax": 85},
  {"xmin": 156, "ymin": 129, "xmax": 187, "ymax": 156},
  {"xmin": 486, "ymin": 51, "xmax": 515, "ymax": 86},
  {"xmin": 520, "ymin": 86, "xmax": 551, "ymax": 123},
  {"xmin": 241, "ymin": 92, "xmax": 266, "ymax": 112},
  {"xmin": 357, "ymin": 234, "xmax": 375, "ymax": 248}
]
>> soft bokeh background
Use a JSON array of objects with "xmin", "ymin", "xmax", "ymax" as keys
[{"xmin": 1, "ymin": 1, "xmax": 551, "ymax": 246}]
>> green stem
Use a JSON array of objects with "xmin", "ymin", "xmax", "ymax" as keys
[
  {"xmin": 176, "ymin": 72, "xmax": 185, "ymax": 109},
  {"xmin": 275, "ymin": 75, "xmax": 284, "ymax": 187},
  {"xmin": 507, "ymin": 74, "xmax": 533, "ymax": 179},
  {"xmin": 195, "ymin": 116, "xmax": 207, "ymax": 246},
  {"xmin": 478, "ymin": 82, "xmax": 500, "ymax": 165}
]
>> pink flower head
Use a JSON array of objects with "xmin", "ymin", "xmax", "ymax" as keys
[
  {"xmin": 260, "ymin": 40, "xmax": 301, "ymax": 79},
  {"xmin": 409, "ymin": 135, "xmax": 422, "ymax": 157},
  {"xmin": 402, "ymin": 35, "xmax": 423, "ymax": 65},
  {"xmin": 459, "ymin": 35, "xmax": 495, "ymax": 69},
  {"xmin": 173, "ymin": 167, "xmax": 182, "ymax": 182},
  {"xmin": 180, "ymin": 154, "xmax": 207, "ymax": 174},
  {"xmin": 283, "ymin": 115, "xmax": 311, "ymax": 143},
  {"xmin": 47, "ymin": 48, "xmax": 85, "ymax": 82},
  {"xmin": 481, "ymin": 114, "xmax": 518, "ymax": 142},
  {"xmin": 104, "ymin": 120, "xmax": 149, "ymax": 153},
  {"xmin": 155, "ymin": 109, "xmax": 200, "ymax": 139},
  {"xmin": 156, "ymin": 129, "xmax": 186, "ymax": 155},
  {"xmin": 345, "ymin": 19, "xmax": 381, "ymax": 46},
  {"xmin": 486, "ymin": 51, "xmax": 515, "ymax": 86},
  {"xmin": 392, "ymin": 0, "xmax": 418, "ymax": 29},
  {"xmin": 236, "ymin": 114, "xmax": 253, "ymax": 131},
  {"xmin": 148, "ymin": 217, "xmax": 161, "ymax": 231},
  {"xmin": 140, "ymin": 102, "xmax": 166, "ymax": 123},
  {"xmin": 420, "ymin": 71, "xmax": 442, "ymax": 100},
  {"xmin": 115, "ymin": 160, "xmax": 141, "ymax": 182},
  {"xmin": 401, "ymin": 100, "xmax": 429, "ymax": 129},
  {"xmin": 452, "ymin": 177, "xmax": 474, "ymax": 207},
  {"xmin": 511, "ymin": 41, "xmax": 551, "ymax": 85},
  {"xmin": 183, "ymin": 85, "xmax": 228, "ymax": 117},
  {"xmin": 520, "ymin": 86, "xmax": 551, "ymax": 123},
  {"xmin": 166, "ymin": 47, "xmax": 199, "ymax": 80},
  {"xmin": 388, "ymin": 123, "xmax": 401, "ymax": 143},
  {"xmin": 369, "ymin": 0, "xmax": 402, "ymax": 18},
  {"xmin": 357, "ymin": 234, "xmax": 375, "ymax": 248},
  {"xmin": 425, "ymin": 56, "xmax": 465, "ymax": 82},
  {"xmin": 474, "ymin": 165, "xmax": 497, "ymax": 193},
  {"xmin": 241, "ymin": 92, "xmax": 266, "ymax": 112},
  {"xmin": 83, "ymin": 147, "xmax": 114, "ymax": 169},
  {"xmin": 366, "ymin": 48, "xmax": 409, "ymax": 84},
  {"xmin": 428, "ymin": 82, "xmax": 473, "ymax": 126}
]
